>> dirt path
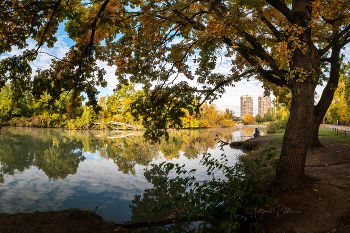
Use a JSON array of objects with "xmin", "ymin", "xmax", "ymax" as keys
[
  {"xmin": 236, "ymin": 136, "xmax": 350, "ymax": 233},
  {"xmin": 274, "ymin": 138, "xmax": 350, "ymax": 233}
]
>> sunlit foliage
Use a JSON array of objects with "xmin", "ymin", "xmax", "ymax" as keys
[
  {"xmin": 242, "ymin": 114, "xmax": 256, "ymax": 125},
  {"xmin": 325, "ymin": 73, "xmax": 350, "ymax": 123}
]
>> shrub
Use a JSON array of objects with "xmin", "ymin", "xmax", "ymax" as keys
[
  {"xmin": 266, "ymin": 122, "xmax": 278, "ymax": 134},
  {"xmin": 243, "ymin": 114, "xmax": 256, "ymax": 125},
  {"xmin": 134, "ymin": 144, "xmax": 284, "ymax": 232},
  {"xmin": 277, "ymin": 117, "xmax": 288, "ymax": 130}
]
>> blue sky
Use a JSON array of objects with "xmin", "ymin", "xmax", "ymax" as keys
[{"xmin": 2, "ymin": 22, "xmax": 333, "ymax": 117}]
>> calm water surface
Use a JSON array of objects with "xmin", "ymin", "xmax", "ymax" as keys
[{"xmin": 0, "ymin": 126, "xmax": 265, "ymax": 224}]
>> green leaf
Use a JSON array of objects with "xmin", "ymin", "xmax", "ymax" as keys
[
  {"xmin": 235, "ymin": 202, "xmax": 243, "ymax": 208},
  {"xmin": 266, "ymin": 197, "xmax": 273, "ymax": 204},
  {"xmin": 230, "ymin": 207, "xmax": 238, "ymax": 215},
  {"xmin": 167, "ymin": 163, "xmax": 174, "ymax": 170},
  {"xmin": 219, "ymin": 221, "xmax": 229, "ymax": 231},
  {"xmin": 236, "ymin": 189, "xmax": 245, "ymax": 196}
]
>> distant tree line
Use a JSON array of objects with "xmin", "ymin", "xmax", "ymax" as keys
[
  {"xmin": 0, "ymin": 84, "xmax": 235, "ymax": 130},
  {"xmin": 241, "ymin": 105, "xmax": 289, "ymax": 125}
]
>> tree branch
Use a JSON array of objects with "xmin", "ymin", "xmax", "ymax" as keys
[
  {"xmin": 319, "ymin": 23, "xmax": 350, "ymax": 55},
  {"xmin": 320, "ymin": 57, "xmax": 332, "ymax": 63},
  {"xmin": 0, "ymin": 1, "xmax": 57, "ymax": 19},
  {"xmin": 339, "ymin": 33, "xmax": 350, "ymax": 48},
  {"xmin": 266, "ymin": 0, "xmax": 297, "ymax": 24},
  {"xmin": 213, "ymin": 7, "xmax": 281, "ymax": 72},
  {"xmin": 256, "ymin": 9, "xmax": 285, "ymax": 41},
  {"xmin": 182, "ymin": 70, "xmax": 255, "ymax": 94},
  {"xmin": 83, "ymin": 0, "xmax": 111, "ymax": 58},
  {"xmin": 163, "ymin": 0, "xmax": 205, "ymax": 31},
  {"xmin": 35, "ymin": 0, "xmax": 63, "ymax": 54},
  {"xmin": 314, "ymin": 45, "xmax": 341, "ymax": 120}
]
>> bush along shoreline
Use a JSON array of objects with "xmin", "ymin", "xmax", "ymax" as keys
[{"xmin": 128, "ymin": 142, "xmax": 284, "ymax": 232}]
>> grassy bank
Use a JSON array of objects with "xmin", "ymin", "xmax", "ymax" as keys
[
  {"xmin": 319, "ymin": 126, "xmax": 350, "ymax": 144},
  {"xmin": 261, "ymin": 126, "xmax": 350, "ymax": 148},
  {"xmin": 239, "ymin": 126, "xmax": 350, "ymax": 162}
]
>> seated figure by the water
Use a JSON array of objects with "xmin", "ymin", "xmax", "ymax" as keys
[{"xmin": 253, "ymin": 128, "xmax": 259, "ymax": 138}]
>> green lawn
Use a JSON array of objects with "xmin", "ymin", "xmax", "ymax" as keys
[
  {"xmin": 318, "ymin": 126, "xmax": 350, "ymax": 145},
  {"xmin": 263, "ymin": 126, "xmax": 350, "ymax": 148},
  {"xmin": 264, "ymin": 132, "xmax": 284, "ymax": 148}
]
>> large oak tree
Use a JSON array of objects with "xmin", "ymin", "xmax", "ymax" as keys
[{"xmin": 1, "ymin": 0, "xmax": 350, "ymax": 187}]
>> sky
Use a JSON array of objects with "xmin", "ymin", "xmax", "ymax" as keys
[{"xmin": 2, "ymin": 22, "xmax": 334, "ymax": 117}]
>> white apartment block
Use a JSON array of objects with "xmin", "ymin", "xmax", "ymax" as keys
[
  {"xmin": 258, "ymin": 95, "xmax": 271, "ymax": 116},
  {"xmin": 241, "ymin": 95, "xmax": 253, "ymax": 118}
]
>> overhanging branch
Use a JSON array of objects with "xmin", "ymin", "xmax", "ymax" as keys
[
  {"xmin": 266, "ymin": 0, "xmax": 297, "ymax": 25},
  {"xmin": 319, "ymin": 23, "xmax": 350, "ymax": 56},
  {"xmin": 256, "ymin": 9, "xmax": 285, "ymax": 42}
]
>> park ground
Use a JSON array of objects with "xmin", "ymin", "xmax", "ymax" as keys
[
  {"xmin": 236, "ymin": 125, "xmax": 350, "ymax": 233},
  {"xmin": 0, "ymin": 126, "xmax": 350, "ymax": 233}
]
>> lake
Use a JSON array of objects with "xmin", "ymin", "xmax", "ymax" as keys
[{"xmin": 0, "ymin": 126, "xmax": 265, "ymax": 225}]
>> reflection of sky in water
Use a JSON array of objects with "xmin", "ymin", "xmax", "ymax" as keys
[{"xmin": 0, "ymin": 127, "xmax": 255, "ymax": 222}]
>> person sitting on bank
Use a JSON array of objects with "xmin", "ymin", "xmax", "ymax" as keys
[{"xmin": 253, "ymin": 128, "xmax": 259, "ymax": 138}]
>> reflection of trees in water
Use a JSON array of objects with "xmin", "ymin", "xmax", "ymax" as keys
[
  {"xmin": 35, "ymin": 146, "xmax": 85, "ymax": 180},
  {"xmin": 0, "ymin": 127, "xmax": 87, "ymax": 182},
  {"xmin": 159, "ymin": 135, "xmax": 184, "ymax": 160},
  {"xmin": 104, "ymin": 136, "xmax": 160, "ymax": 175},
  {"xmin": 0, "ymin": 126, "xmax": 237, "ymax": 182},
  {"xmin": 0, "ymin": 133, "xmax": 35, "ymax": 175},
  {"xmin": 242, "ymin": 127, "xmax": 255, "ymax": 137},
  {"xmin": 96, "ymin": 127, "xmax": 237, "ymax": 172},
  {"xmin": 175, "ymin": 127, "xmax": 236, "ymax": 160},
  {"xmin": 128, "ymin": 164, "xmax": 196, "ymax": 233}
]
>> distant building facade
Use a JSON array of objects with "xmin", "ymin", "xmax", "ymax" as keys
[
  {"xmin": 258, "ymin": 95, "xmax": 271, "ymax": 116},
  {"xmin": 241, "ymin": 95, "xmax": 253, "ymax": 118}
]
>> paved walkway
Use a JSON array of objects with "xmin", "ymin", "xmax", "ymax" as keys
[{"xmin": 321, "ymin": 124, "xmax": 350, "ymax": 133}]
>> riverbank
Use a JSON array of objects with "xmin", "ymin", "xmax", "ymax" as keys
[{"xmin": 0, "ymin": 208, "xmax": 118, "ymax": 233}]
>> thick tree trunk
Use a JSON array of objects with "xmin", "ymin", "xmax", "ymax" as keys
[
  {"xmin": 309, "ymin": 45, "xmax": 341, "ymax": 148},
  {"xmin": 274, "ymin": 0, "xmax": 317, "ymax": 188},
  {"xmin": 309, "ymin": 118, "xmax": 323, "ymax": 148},
  {"xmin": 274, "ymin": 81, "xmax": 315, "ymax": 187}
]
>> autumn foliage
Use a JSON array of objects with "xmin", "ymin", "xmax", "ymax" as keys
[
  {"xmin": 325, "ymin": 70, "xmax": 350, "ymax": 124},
  {"xmin": 242, "ymin": 114, "xmax": 256, "ymax": 125},
  {"xmin": 181, "ymin": 103, "xmax": 235, "ymax": 128}
]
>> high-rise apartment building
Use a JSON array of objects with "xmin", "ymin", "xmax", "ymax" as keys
[
  {"xmin": 241, "ymin": 95, "xmax": 253, "ymax": 118},
  {"xmin": 258, "ymin": 95, "xmax": 271, "ymax": 116}
]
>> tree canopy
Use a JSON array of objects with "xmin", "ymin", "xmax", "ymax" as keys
[{"xmin": 1, "ymin": 0, "xmax": 350, "ymax": 187}]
